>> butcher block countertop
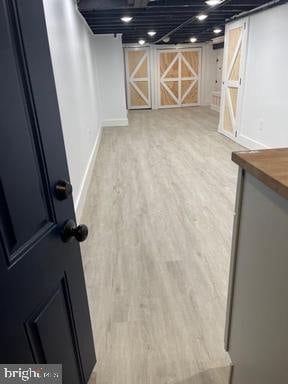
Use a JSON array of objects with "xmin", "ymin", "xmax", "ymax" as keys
[{"xmin": 232, "ymin": 148, "xmax": 288, "ymax": 200}]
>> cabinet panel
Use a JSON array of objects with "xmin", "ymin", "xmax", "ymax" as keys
[{"xmin": 227, "ymin": 172, "xmax": 288, "ymax": 384}]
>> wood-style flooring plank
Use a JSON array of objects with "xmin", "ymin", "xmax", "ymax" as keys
[{"xmin": 82, "ymin": 107, "xmax": 243, "ymax": 384}]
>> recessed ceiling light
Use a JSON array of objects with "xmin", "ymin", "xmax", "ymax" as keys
[
  {"xmin": 213, "ymin": 28, "xmax": 222, "ymax": 34},
  {"xmin": 206, "ymin": 0, "xmax": 223, "ymax": 6},
  {"xmin": 190, "ymin": 37, "xmax": 197, "ymax": 43},
  {"xmin": 147, "ymin": 31, "xmax": 157, "ymax": 37},
  {"xmin": 121, "ymin": 16, "xmax": 133, "ymax": 23},
  {"xmin": 138, "ymin": 39, "xmax": 146, "ymax": 45},
  {"xmin": 197, "ymin": 14, "xmax": 208, "ymax": 21}
]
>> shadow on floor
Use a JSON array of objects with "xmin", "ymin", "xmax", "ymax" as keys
[
  {"xmin": 175, "ymin": 366, "xmax": 232, "ymax": 384},
  {"xmin": 88, "ymin": 372, "xmax": 96, "ymax": 384},
  {"xmin": 88, "ymin": 366, "xmax": 232, "ymax": 384}
]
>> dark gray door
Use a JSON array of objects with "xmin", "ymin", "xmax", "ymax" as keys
[{"xmin": 0, "ymin": 1, "xmax": 96, "ymax": 382}]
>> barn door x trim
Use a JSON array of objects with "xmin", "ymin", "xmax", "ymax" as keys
[
  {"xmin": 157, "ymin": 48, "xmax": 201, "ymax": 109},
  {"xmin": 125, "ymin": 47, "xmax": 151, "ymax": 109},
  {"xmin": 219, "ymin": 18, "xmax": 248, "ymax": 140}
]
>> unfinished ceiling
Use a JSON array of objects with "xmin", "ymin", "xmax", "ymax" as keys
[{"xmin": 78, "ymin": 0, "xmax": 278, "ymax": 44}]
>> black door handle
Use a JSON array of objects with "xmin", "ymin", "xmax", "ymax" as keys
[
  {"xmin": 61, "ymin": 219, "xmax": 88, "ymax": 243},
  {"xmin": 55, "ymin": 180, "xmax": 73, "ymax": 200}
]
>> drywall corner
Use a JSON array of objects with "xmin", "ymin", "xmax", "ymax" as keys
[{"xmin": 93, "ymin": 35, "xmax": 128, "ymax": 126}]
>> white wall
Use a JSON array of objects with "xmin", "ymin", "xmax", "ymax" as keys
[
  {"xmin": 201, "ymin": 43, "xmax": 216, "ymax": 106},
  {"xmin": 210, "ymin": 48, "xmax": 223, "ymax": 112},
  {"xmin": 43, "ymin": 0, "xmax": 102, "ymax": 218},
  {"xmin": 213, "ymin": 48, "xmax": 224, "ymax": 93},
  {"xmin": 94, "ymin": 36, "xmax": 128, "ymax": 127},
  {"xmin": 238, "ymin": 3, "xmax": 288, "ymax": 149}
]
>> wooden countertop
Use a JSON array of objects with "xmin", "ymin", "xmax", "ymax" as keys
[{"xmin": 232, "ymin": 148, "xmax": 288, "ymax": 200}]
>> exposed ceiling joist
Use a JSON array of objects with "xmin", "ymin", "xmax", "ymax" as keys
[
  {"xmin": 79, "ymin": 0, "xmax": 150, "ymax": 10},
  {"xmin": 154, "ymin": 0, "xmax": 231, "ymax": 43},
  {"xmin": 79, "ymin": 0, "xmax": 128, "ymax": 11},
  {"xmin": 133, "ymin": 0, "xmax": 151, "ymax": 7},
  {"xmin": 79, "ymin": 0, "xmax": 283, "ymax": 44}
]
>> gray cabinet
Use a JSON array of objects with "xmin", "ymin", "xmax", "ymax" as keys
[{"xmin": 225, "ymin": 153, "xmax": 288, "ymax": 384}]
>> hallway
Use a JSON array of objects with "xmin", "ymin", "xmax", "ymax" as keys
[{"xmin": 82, "ymin": 107, "xmax": 242, "ymax": 384}]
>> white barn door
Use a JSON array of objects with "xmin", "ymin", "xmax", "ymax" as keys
[
  {"xmin": 219, "ymin": 19, "xmax": 248, "ymax": 139},
  {"xmin": 125, "ymin": 47, "xmax": 151, "ymax": 109},
  {"xmin": 157, "ymin": 48, "xmax": 201, "ymax": 108}
]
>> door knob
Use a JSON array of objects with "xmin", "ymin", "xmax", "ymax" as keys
[
  {"xmin": 61, "ymin": 219, "xmax": 88, "ymax": 243},
  {"xmin": 55, "ymin": 180, "xmax": 73, "ymax": 200}
]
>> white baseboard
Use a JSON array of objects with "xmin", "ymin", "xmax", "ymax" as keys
[
  {"xmin": 102, "ymin": 118, "xmax": 128, "ymax": 127},
  {"xmin": 236, "ymin": 134, "xmax": 269, "ymax": 150},
  {"xmin": 211, "ymin": 104, "xmax": 220, "ymax": 112},
  {"xmin": 75, "ymin": 127, "xmax": 103, "ymax": 221}
]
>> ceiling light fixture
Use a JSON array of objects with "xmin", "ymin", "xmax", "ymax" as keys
[
  {"xmin": 138, "ymin": 39, "xmax": 146, "ymax": 45},
  {"xmin": 121, "ymin": 16, "xmax": 133, "ymax": 23},
  {"xmin": 190, "ymin": 37, "xmax": 197, "ymax": 43},
  {"xmin": 206, "ymin": 0, "xmax": 223, "ymax": 6},
  {"xmin": 213, "ymin": 28, "xmax": 222, "ymax": 34},
  {"xmin": 147, "ymin": 31, "xmax": 157, "ymax": 37},
  {"xmin": 197, "ymin": 14, "xmax": 208, "ymax": 21},
  {"xmin": 163, "ymin": 37, "xmax": 170, "ymax": 43}
]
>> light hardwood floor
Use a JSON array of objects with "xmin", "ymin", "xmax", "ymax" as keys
[{"xmin": 81, "ymin": 107, "xmax": 243, "ymax": 384}]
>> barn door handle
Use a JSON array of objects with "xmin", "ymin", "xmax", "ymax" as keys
[
  {"xmin": 55, "ymin": 180, "xmax": 73, "ymax": 200},
  {"xmin": 61, "ymin": 219, "xmax": 88, "ymax": 243}
]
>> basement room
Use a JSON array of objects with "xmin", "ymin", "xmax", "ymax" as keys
[{"xmin": 0, "ymin": 0, "xmax": 288, "ymax": 383}]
